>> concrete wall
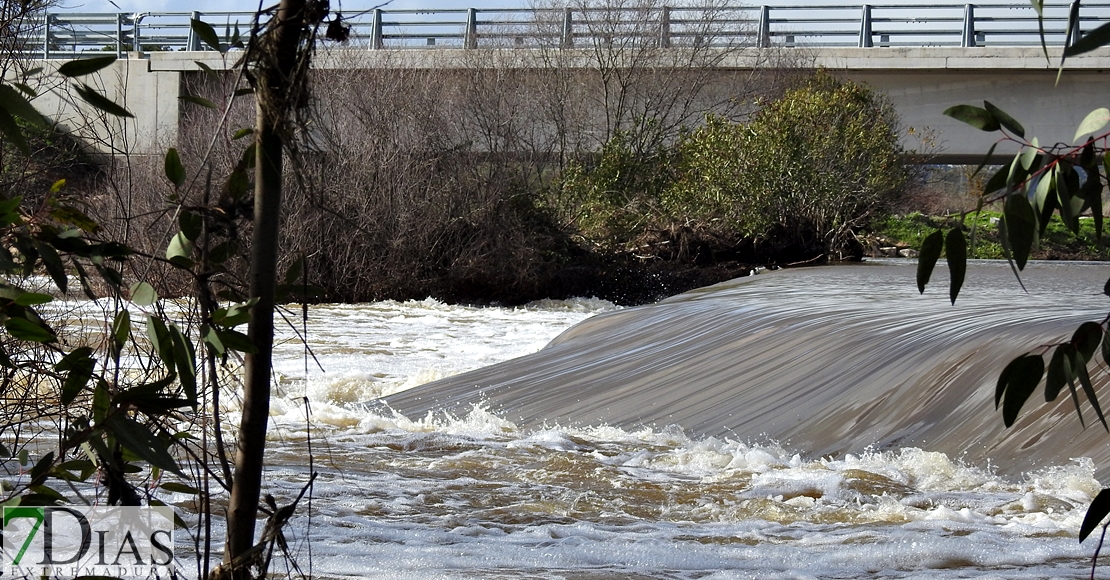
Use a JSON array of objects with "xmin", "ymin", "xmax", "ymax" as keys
[
  {"xmin": 24, "ymin": 57, "xmax": 181, "ymax": 159},
  {"xmin": 25, "ymin": 46, "xmax": 1110, "ymax": 163}
]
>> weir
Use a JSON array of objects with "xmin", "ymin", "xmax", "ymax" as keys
[{"xmin": 381, "ymin": 261, "xmax": 1110, "ymax": 479}]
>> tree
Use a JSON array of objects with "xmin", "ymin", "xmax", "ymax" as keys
[
  {"xmin": 0, "ymin": 3, "xmax": 333, "ymax": 579},
  {"xmin": 917, "ymin": 1, "xmax": 1110, "ymax": 574}
]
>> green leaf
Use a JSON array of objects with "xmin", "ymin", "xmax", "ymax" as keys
[
  {"xmin": 5, "ymin": 317, "xmax": 55, "ymax": 343},
  {"xmin": 130, "ymin": 281, "xmax": 157, "ymax": 306},
  {"xmin": 13, "ymin": 292, "xmax": 52, "ymax": 306},
  {"xmin": 944, "ymin": 229, "xmax": 966, "ymax": 304},
  {"xmin": 1046, "ymin": 345, "xmax": 1069, "ymax": 402},
  {"xmin": 178, "ymin": 95, "xmax": 217, "ymax": 109},
  {"xmin": 56, "ymin": 346, "xmax": 95, "ymax": 406},
  {"xmin": 998, "ymin": 354, "xmax": 1045, "ymax": 427},
  {"xmin": 1064, "ymin": 20, "xmax": 1110, "ymax": 58},
  {"xmin": 190, "ymin": 19, "xmax": 223, "ymax": 53},
  {"xmin": 1034, "ymin": 168, "xmax": 1057, "ymax": 235},
  {"xmin": 983, "ymin": 163, "xmax": 1009, "ymax": 195},
  {"xmin": 0, "ymin": 107, "xmax": 29, "ymax": 155},
  {"xmin": 146, "ymin": 316, "xmax": 175, "ymax": 373},
  {"xmin": 917, "ymin": 229, "xmax": 944, "ymax": 294},
  {"xmin": 1003, "ymin": 193, "xmax": 1036, "ymax": 271},
  {"xmin": 102, "ymin": 414, "xmax": 182, "ymax": 476},
  {"xmin": 158, "ymin": 482, "xmax": 200, "ymax": 495},
  {"xmin": 1082, "ymin": 489, "xmax": 1110, "ymax": 542},
  {"xmin": 166, "ymin": 231, "xmax": 194, "ymax": 263},
  {"xmin": 34, "ymin": 241, "xmax": 67, "ymax": 294},
  {"xmin": 943, "ymin": 104, "xmax": 1000, "ymax": 132},
  {"xmin": 1077, "ymin": 359, "xmax": 1109, "ymax": 431},
  {"xmin": 110, "ymin": 309, "xmax": 130, "ymax": 359},
  {"xmin": 212, "ymin": 299, "xmax": 255, "ymax": 327},
  {"xmin": 984, "ymin": 101, "xmax": 1025, "ymax": 138},
  {"xmin": 164, "ymin": 148, "xmax": 186, "ymax": 188},
  {"xmin": 202, "ymin": 325, "xmax": 225, "ymax": 356},
  {"xmin": 1074, "ymin": 108, "xmax": 1110, "ymax": 143},
  {"xmin": 216, "ymin": 329, "xmax": 257, "ymax": 354},
  {"xmin": 169, "ymin": 325, "xmax": 197, "ymax": 406},
  {"xmin": 73, "ymin": 84, "xmax": 133, "ymax": 118},
  {"xmin": 57, "ymin": 56, "xmax": 117, "ymax": 78},
  {"xmin": 1019, "ymin": 142, "xmax": 1039, "ymax": 172},
  {"xmin": 0, "ymin": 84, "xmax": 46, "ymax": 128},
  {"xmin": 29, "ymin": 451, "xmax": 55, "ymax": 486},
  {"xmin": 232, "ymin": 127, "xmax": 253, "ymax": 140},
  {"xmin": 1073, "ymin": 321, "xmax": 1103, "ymax": 362},
  {"xmin": 178, "ymin": 211, "xmax": 203, "ymax": 242}
]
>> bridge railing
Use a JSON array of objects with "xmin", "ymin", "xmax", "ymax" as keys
[{"xmin": 13, "ymin": 2, "xmax": 1110, "ymax": 58}]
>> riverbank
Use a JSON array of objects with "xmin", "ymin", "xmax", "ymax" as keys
[{"xmin": 859, "ymin": 211, "xmax": 1109, "ymax": 262}]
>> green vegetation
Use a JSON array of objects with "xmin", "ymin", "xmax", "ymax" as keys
[
  {"xmin": 561, "ymin": 70, "xmax": 910, "ymax": 267},
  {"xmin": 872, "ymin": 210, "xmax": 1108, "ymax": 260}
]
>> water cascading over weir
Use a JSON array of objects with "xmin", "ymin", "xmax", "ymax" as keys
[{"xmin": 380, "ymin": 261, "xmax": 1110, "ymax": 480}]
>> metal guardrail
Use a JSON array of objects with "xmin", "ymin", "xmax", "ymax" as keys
[{"xmin": 16, "ymin": 2, "xmax": 1110, "ymax": 58}]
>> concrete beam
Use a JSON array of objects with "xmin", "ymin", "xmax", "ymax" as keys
[{"xmin": 28, "ymin": 46, "xmax": 1110, "ymax": 162}]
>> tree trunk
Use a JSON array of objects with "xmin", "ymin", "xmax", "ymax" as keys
[{"xmin": 224, "ymin": 0, "xmax": 305, "ymax": 575}]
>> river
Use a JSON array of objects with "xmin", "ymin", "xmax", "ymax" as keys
[{"xmin": 244, "ymin": 260, "xmax": 1110, "ymax": 578}]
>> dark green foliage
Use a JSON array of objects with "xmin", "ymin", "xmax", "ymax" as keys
[
  {"xmin": 564, "ymin": 71, "xmax": 910, "ymax": 263},
  {"xmin": 667, "ymin": 71, "xmax": 909, "ymax": 257}
]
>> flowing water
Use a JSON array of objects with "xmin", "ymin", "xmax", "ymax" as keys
[{"xmin": 238, "ymin": 259, "xmax": 1110, "ymax": 579}]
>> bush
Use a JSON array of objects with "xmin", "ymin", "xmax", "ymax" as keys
[{"xmin": 666, "ymin": 70, "xmax": 911, "ymax": 259}]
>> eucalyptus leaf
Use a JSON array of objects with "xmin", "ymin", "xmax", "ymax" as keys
[
  {"xmin": 916, "ymin": 229, "xmax": 944, "ymax": 294},
  {"xmin": 1064, "ymin": 20, "xmax": 1110, "ymax": 58},
  {"xmin": 130, "ymin": 281, "xmax": 157, "ymax": 306},
  {"xmin": 945, "ymin": 228, "xmax": 966, "ymax": 304},
  {"xmin": 1074, "ymin": 108, "xmax": 1110, "ymax": 143},
  {"xmin": 73, "ymin": 84, "xmax": 134, "ymax": 118},
  {"xmin": 164, "ymin": 148, "xmax": 186, "ymax": 188},
  {"xmin": 943, "ymin": 104, "xmax": 1000, "ymax": 132},
  {"xmin": 57, "ymin": 56, "xmax": 116, "ymax": 78},
  {"xmin": 190, "ymin": 19, "xmax": 223, "ymax": 53},
  {"xmin": 998, "ymin": 354, "xmax": 1045, "ymax": 427},
  {"xmin": 984, "ymin": 101, "xmax": 1025, "ymax": 138},
  {"xmin": 102, "ymin": 414, "xmax": 182, "ymax": 475},
  {"xmin": 1080, "ymin": 488, "xmax": 1110, "ymax": 542}
]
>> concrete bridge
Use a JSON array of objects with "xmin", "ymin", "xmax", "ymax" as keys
[{"xmin": 19, "ymin": 3, "xmax": 1110, "ymax": 163}]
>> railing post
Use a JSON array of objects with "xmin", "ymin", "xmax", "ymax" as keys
[
  {"xmin": 132, "ymin": 13, "xmax": 141, "ymax": 52},
  {"xmin": 115, "ymin": 13, "xmax": 124, "ymax": 57},
  {"xmin": 757, "ymin": 5, "xmax": 770, "ymax": 48},
  {"xmin": 465, "ymin": 8, "xmax": 478, "ymax": 49},
  {"xmin": 187, "ymin": 11, "xmax": 202, "ymax": 50},
  {"xmin": 659, "ymin": 5, "xmax": 671, "ymax": 48},
  {"xmin": 561, "ymin": 7, "xmax": 574, "ymax": 48},
  {"xmin": 859, "ymin": 5, "xmax": 873, "ymax": 48},
  {"xmin": 370, "ymin": 8, "xmax": 383, "ymax": 49},
  {"xmin": 962, "ymin": 4, "xmax": 976, "ymax": 47},
  {"xmin": 1069, "ymin": 0, "xmax": 1081, "ymax": 45},
  {"xmin": 42, "ymin": 13, "xmax": 51, "ymax": 59}
]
